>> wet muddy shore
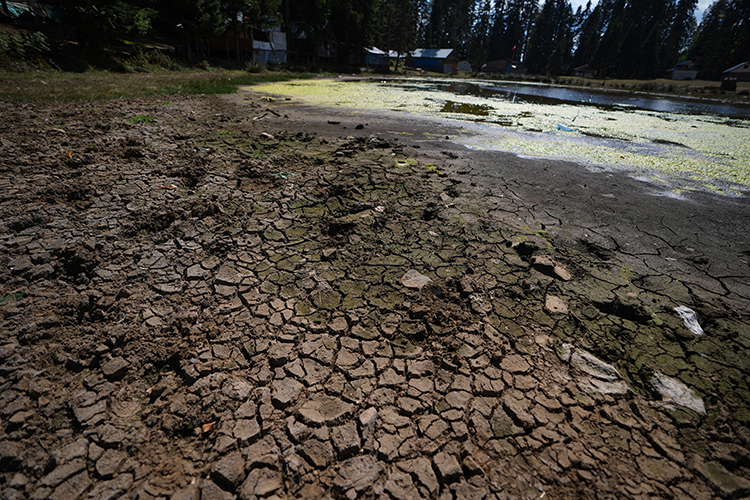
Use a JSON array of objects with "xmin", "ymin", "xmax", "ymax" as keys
[{"xmin": 1, "ymin": 90, "xmax": 749, "ymax": 500}]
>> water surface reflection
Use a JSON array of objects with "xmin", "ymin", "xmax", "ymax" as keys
[{"xmin": 392, "ymin": 80, "xmax": 750, "ymax": 119}]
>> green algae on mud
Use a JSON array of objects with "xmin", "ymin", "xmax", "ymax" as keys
[
  {"xmin": 234, "ymin": 87, "xmax": 750, "ymax": 430},
  {"xmin": 248, "ymin": 78, "xmax": 750, "ymax": 195}
]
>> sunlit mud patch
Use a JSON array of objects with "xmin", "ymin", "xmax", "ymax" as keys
[{"xmin": 248, "ymin": 78, "xmax": 750, "ymax": 195}]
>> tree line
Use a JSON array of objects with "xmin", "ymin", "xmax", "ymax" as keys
[{"xmin": 16, "ymin": 0, "xmax": 750, "ymax": 79}]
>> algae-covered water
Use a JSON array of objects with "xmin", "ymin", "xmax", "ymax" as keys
[{"xmin": 249, "ymin": 78, "xmax": 750, "ymax": 196}]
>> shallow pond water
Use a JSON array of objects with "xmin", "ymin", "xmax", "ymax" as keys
[{"xmin": 249, "ymin": 78, "xmax": 750, "ymax": 196}]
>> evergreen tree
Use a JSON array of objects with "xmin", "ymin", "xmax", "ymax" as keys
[
  {"xmin": 486, "ymin": 0, "xmax": 507, "ymax": 60},
  {"xmin": 726, "ymin": 0, "xmax": 750, "ymax": 65},
  {"xmin": 664, "ymin": 0, "xmax": 698, "ymax": 66},
  {"xmin": 578, "ymin": 0, "xmax": 701, "ymax": 78},
  {"xmin": 467, "ymin": 0, "xmax": 493, "ymax": 70},
  {"xmin": 526, "ymin": 0, "xmax": 573, "ymax": 75},
  {"xmin": 48, "ymin": 0, "xmax": 159, "ymax": 57},
  {"xmin": 285, "ymin": 0, "xmax": 331, "ymax": 63},
  {"xmin": 414, "ymin": 0, "xmax": 431, "ymax": 46},
  {"xmin": 588, "ymin": 0, "xmax": 624, "ymax": 77},
  {"xmin": 571, "ymin": 2, "xmax": 601, "ymax": 70},
  {"xmin": 374, "ymin": 0, "xmax": 417, "ymax": 67},
  {"xmin": 497, "ymin": 0, "xmax": 538, "ymax": 62},
  {"xmin": 689, "ymin": 0, "xmax": 749, "ymax": 79},
  {"xmin": 328, "ymin": 0, "xmax": 376, "ymax": 64},
  {"xmin": 424, "ymin": 0, "xmax": 475, "ymax": 54},
  {"xmin": 154, "ymin": 0, "xmax": 223, "ymax": 61}
]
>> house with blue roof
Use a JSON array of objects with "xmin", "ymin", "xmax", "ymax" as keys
[{"xmin": 406, "ymin": 48, "xmax": 458, "ymax": 73}]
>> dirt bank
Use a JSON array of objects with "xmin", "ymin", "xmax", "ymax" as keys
[{"xmin": 0, "ymin": 89, "xmax": 749, "ymax": 500}]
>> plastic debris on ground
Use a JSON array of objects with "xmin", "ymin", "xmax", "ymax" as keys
[
  {"xmin": 674, "ymin": 305, "xmax": 704, "ymax": 335},
  {"xmin": 271, "ymin": 172, "xmax": 296, "ymax": 179}
]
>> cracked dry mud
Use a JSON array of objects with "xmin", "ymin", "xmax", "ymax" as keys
[{"xmin": 1, "ymin": 88, "xmax": 749, "ymax": 500}]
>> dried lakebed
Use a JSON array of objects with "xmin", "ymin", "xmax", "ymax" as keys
[
  {"xmin": 253, "ymin": 78, "xmax": 750, "ymax": 196},
  {"xmin": 0, "ymin": 91, "xmax": 749, "ymax": 500}
]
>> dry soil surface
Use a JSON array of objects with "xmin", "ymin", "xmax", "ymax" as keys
[{"xmin": 1, "ymin": 88, "xmax": 750, "ymax": 500}]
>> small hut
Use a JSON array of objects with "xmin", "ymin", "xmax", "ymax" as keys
[
  {"xmin": 721, "ymin": 62, "xmax": 750, "ymax": 90},
  {"xmin": 666, "ymin": 61, "xmax": 698, "ymax": 80},
  {"xmin": 364, "ymin": 47, "xmax": 389, "ymax": 68}
]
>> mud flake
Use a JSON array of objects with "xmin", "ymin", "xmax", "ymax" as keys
[
  {"xmin": 334, "ymin": 455, "xmax": 382, "ymax": 492},
  {"xmin": 331, "ymin": 420, "xmax": 360, "ymax": 458},
  {"xmin": 697, "ymin": 460, "xmax": 750, "ymax": 498},
  {"xmin": 636, "ymin": 456, "xmax": 682, "ymax": 483},
  {"xmin": 299, "ymin": 439, "xmax": 335, "ymax": 468},
  {"xmin": 312, "ymin": 289, "xmax": 342, "ymax": 309},
  {"xmin": 233, "ymin": 418, "xmax": 261, "ymax": 445},
  {"xmin": 49, "ymin": 471, "xmax": 92, "ymax": 500},
  {"xmin": 240, "ymin": 468, "xmax": 284, "ymax": 498},
  {"xmin": 545, "ymin": 294, "xmax": 569, "ymax": 314},
  {"xmin": 385, "ymin": 471, "xmax": 419, "ymax": 500},
  {"xmin": 298, "ymin": 395, "xmax": 354, "ymax": 425},
  {"xmin": 433, "ymin": 451, "xmax": 462, "ymax": 483},
  {"xmin": 531, "ymin": 255, "xmax": 572, "ymax": 281},
  {"xmin": 499, "ymin": 354, "xmax": 531, "ymax": 374},
  {"xmin": 271, "ymin": 378, "xmax": 304, "ymax": 408}
]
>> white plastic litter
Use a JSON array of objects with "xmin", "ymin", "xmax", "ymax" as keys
[
  {"xmin": 650, "ymin": 372, "xmax": 706, "ymax": 414},
  {"xmin": 400, "ymin": 269, "xmax": 431, "ymax": 290},
  {"xmin": 674, "ymin": 306, "xmax": 704, "ymax": 335}
]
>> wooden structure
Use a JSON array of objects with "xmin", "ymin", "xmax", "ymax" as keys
[
  {"xmin": 666, "ymin": 61, "xmax": 698, "ymax": 80},
  {"xmin": 406, "ymin": 49, "xmax": 458, "ymax": 73}
]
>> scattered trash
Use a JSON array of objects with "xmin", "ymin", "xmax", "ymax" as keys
[
  {"xmin": 271, "ymin": 172, "xmax": 295, "ymax": 179},
  {"xmin": 400, "ymin": 269, "xmax": 431, "ymax": 289},
  {"xmin": 0, "ymin": 292, "xmax": 24, "ymax": 304},
  {"xmin": 201, "ymin": 421, "xmax": 216, "ymax": 433},
  {"xmin": 260, "ymin": 132, "xmax": 275, "ymax": 140},
  {"xmin": 674, "ymin": 306, "xmax": 704, "ymax": 335},
  {"xmin": 650, "ymin": 372, "xmax": 706, "ymax": 414},
  {"xmin": 570, "ymin": 349, "xmax": 621, "ymax": 381},
  {"xmin": 559, "ymin": 344, "xmax": 629, "ymax": 395},
  {"xmin": 360, "ymin": 407, "xmax": 376, "ymax": 427},
  {"xmin": 556, "ymin": 124, "xmax": 575, "ymax": 132},
  {"xmin": 359, "ymin": 407, "xmax": 377, "ymax": 439}
]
